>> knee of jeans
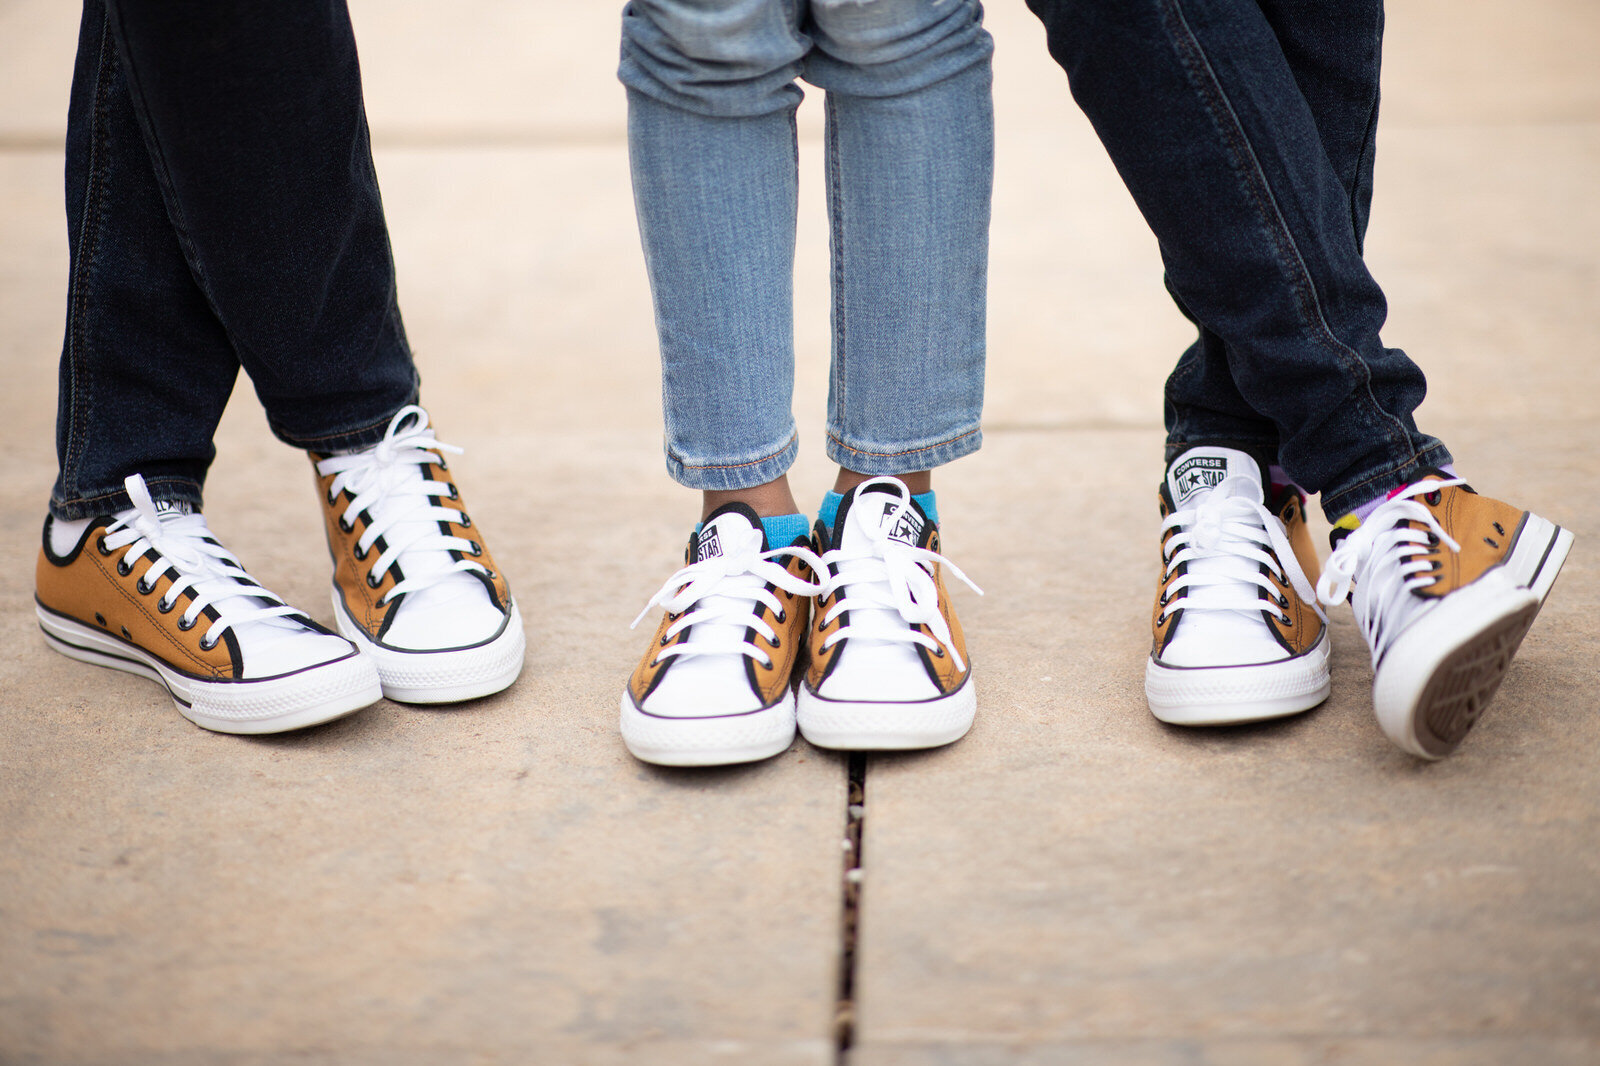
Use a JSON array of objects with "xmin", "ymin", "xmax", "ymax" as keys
[
  {"xmin": 807, "ymin": 0, "xmax": 991, "ymax": 82},
  {"xmin": 620, "ymin": 0, "xmax": 808, "ymax": 116}
]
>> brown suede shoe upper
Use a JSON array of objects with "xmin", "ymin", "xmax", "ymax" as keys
[
  {"xmin": 628, "ymin": 542, "xmax": 813, "ymax": 710},
  {"xmin": 37, "ymin": 520, "xmax": 241, "ymax": 679},
  {"xmin": 310, "ymin": 453, "xmax": 511, "ymax": 642},
  {"xmin": 1152, "ymin": 482, "xmax": 1325, "ymax": 659},
  {"xmin": 806, "ymin": 517, "xmax": 970, "ymax": 697},
  {"xmin": 1401, "ymin": 477, "xmax": 1529, "ymax": 598}
]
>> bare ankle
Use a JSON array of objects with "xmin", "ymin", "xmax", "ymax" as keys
[
  {"xmin": 701, "ymin": 475, "xmax": 800, "ymax": 521},
  {"xmin": 832, "ymin": 468, "xmax": 931, "ymax": 496}
]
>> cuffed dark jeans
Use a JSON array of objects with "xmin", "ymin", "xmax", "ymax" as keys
[
  {"xmin": 1026, "ymin": 0, "xmax": 1451, "ymax": 517},
  {"xmin": 52, "ymin": 0, "xmax": 419, "ymax": 520}
]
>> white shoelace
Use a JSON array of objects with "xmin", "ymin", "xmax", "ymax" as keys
[
  {"xmin": 315, "ymin": 405, "xmax": 487, "ymax": 604},
  {"xmin": 98, "ymin": 475, "xmax": 302, "ymax": 651},
  {"xmin": 815, "ymin": 480, "xmax": 982, "ymax": 673},
  {"xmin": 1316, "ymin": 479, "xmax": 1463, "ymax": 665},
  {"xmin": 631, "ymin": 523, "xmax": 823, "ymax": 669},
  {"xmin": 1160, "ymin": 475, "xmax": 1326, "ymax": 626}
]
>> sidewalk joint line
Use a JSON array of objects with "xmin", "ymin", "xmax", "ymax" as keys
[{"xmin": 833, "ymin": 753, "xmax": 867, "ymax": 1062}]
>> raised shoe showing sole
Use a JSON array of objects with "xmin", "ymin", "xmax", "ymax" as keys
[
  {"xmin": 1146, "ymin": 446, "xmax": 1331, "ymax": 726},
  {"xmin": 623, "ymin": 504, "xmax": 820, "ymax": 767},
  {"xmin": 312, "ymin": 405, "xmax": 525, "ymax": 704},
  {"xmin": 1319, "ymin": 473, "xmax": 1574, "ymax": 759},
  {"xmin": 797, "ymin": 477, "xmax": 981, "ymax": 751},
  {"xmin": 36, "ymin": 475, "xmax": 381, "ymax": 734}
]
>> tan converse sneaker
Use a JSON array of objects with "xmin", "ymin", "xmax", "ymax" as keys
[
  {"xmin": 797, "ymin": 477, "xmax": 980, "ymax": 750},
  {"xmin": 1317, "ymin": 472, "xmax": 1574, "ymax": 758},
  {"xmin": 312, "ymin": 405, "xmax": 524, "ymax": 704},
  {"xmin": 623, "ymin": 504, "xmax": 821, "ymax": 767},
  {"xmin": 36, "ymin": 475, "xmax": 381, "ymax": 734},
  {"xmin": 1147, "ymin": 446, "xmax": 1331, "ymax": 724}
]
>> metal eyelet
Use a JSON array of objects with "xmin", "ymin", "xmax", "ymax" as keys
[
  {"xmin": 1274, "ymin": 593, "xmax": 1289, "ymax": 609},
  {"xmin": 659, "ymin": 634, "xmax": 670, "ymax": 647},
  {"xmin": 1279, "ymin": 613, "xmax": 1293, "ymax": 626},
  {"xmin": 199, "ymin": 635, "xmax": 218, "ymax": 651},
  {"xmin": 338, "ymin": 516, "xmax": 354, "ymax": 533},
  {"xmin": 367, "ymin": 573, "xmax": 383, "ymax": 588},
  {"xmin": 136, "ymin": 577, "xmax": 156, "ymax": 595},
  {"xmin": 448, "ymin": 484, "xmax": 459, "ymax": 500},
  {"xmin": 327, "ymin": 490, "xmax": 339, "ymax": 505},
  {"xmin": 116, "ymin": 559, "xmax": 133, "ymax": 577},
  {"xmin": 157, "ymin": 597, "xmax": 175, "ymax": 614},
  {"xmin": 176, "ymin": 616, "xmax": 196, "ymax": 631},
  {"xmin": 96, "ymin": 537, "xmax": 114, "ymax": 556},
  {"xmin": 774, "ymin": 607, "xmax": 787, "ymax": 624},
  {"xmin": 933, "ymin": 647, "xmax": 946, "ymax": 659},
  {"xmin": 459, "ymin": 514, "xmax": 472, "ymax": 528},
  {"xmin": 354, "ymin": 545, "xmax": 367, "ymax": 560},
  {"xmin": 1425, "ymin": 490, "xmax": 1442, "ymax": 507},
  {"xmin": 470, "ymin": 543, "xmax": 483, "ymax": 557}
]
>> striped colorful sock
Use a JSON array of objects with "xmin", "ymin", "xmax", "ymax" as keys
[{"xmin": 1338, "ymin": 463, "xmax": 1459, "ymax": 530}]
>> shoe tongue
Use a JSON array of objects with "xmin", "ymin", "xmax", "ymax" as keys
[
  {"xmin": 849, "ymin": 485, "xmax": 926, "ymax": 549},
  {"xmin": 693, "ymin": 506, "xmax": 764, "ymax": 563},
  {"xmin": 151, "ymin": 499, "xmax": 193, "ymax": 519},
  {"xmin": 1168, "ymin": 447, "xmax": 1264, "ymax": 507}
]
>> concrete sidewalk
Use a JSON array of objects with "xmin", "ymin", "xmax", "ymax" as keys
[{"xmin": 2, "ymin": 2, "xmax": 1597, "ymax": 1063}]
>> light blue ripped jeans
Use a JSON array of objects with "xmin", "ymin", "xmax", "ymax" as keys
[{"xmin": 620, "ymin": 0, "xmax": 994, "ymax": 490}]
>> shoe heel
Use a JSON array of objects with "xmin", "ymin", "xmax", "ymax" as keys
[{"xmin": 1506, "ymin": 514, "xmax": 1573, "ymax": 606}]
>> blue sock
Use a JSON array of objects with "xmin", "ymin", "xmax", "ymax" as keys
[
  {"xmin": 818, "ymin": 491, "xmax": 845, "ymax": 533},
  {"xmin": 817, "ymin": 489, "xmax": 940, "ymax": 533},
  {"xmin": 760, "ymin": 512, "xmax": 811, "ymax": 548}
]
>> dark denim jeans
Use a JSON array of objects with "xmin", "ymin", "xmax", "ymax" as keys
[
  {"xmin": 53, "ymin": 0, "xmax": 419, "ymax": 520},
  {"xmin": 1026, "ymin": 0, "xmax": 1450, "ymax": 517}
]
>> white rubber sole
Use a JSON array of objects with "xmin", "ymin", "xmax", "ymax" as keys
[
  {"xmin": 333, "ymin": 592, "xmax": 526, "ymax": 704},
  {"xmin": 1374, "ymin": 514, "xmax": 1572, "ymax": 760},
  {"xmin": 619, "ymin": 689, "xmax": 796, "ymax": 767},
  {"xmin": 37, "ymin": 604, "xmax": 381, "ymax": 735},
  {"xmin": 797, "ymin": 676, "xmax": 976, "ymax": 751},
  {"xmin": 1146, "ymin": 629, "xmax": 1332, "ymax": 726}
]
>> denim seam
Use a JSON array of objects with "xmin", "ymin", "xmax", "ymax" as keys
[
  {"xmin": 1162, "ymin": 0, "xmax": 1425, "ymax": 477},
  {"xmin": 61, "ymin": 11, "xmax": 120, "ymax": 506},
  {"xmin": 669, "ymin": 432, "xmax": 799, "ymax": 473},
  {"xmin": 826, "ymin": 90, "xmax": 848, "ymax": 432},
  {"xmin": 827, "ymin": 424, "xmax": 982, "ymax": 461}
]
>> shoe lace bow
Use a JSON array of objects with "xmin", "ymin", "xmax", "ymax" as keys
[
  {"xmin": 815, "ymin": 480, "xmax": 982, "ymax": 672},
  {"xmin": 1315, "ymin": 478, "xmax": 1463, "ymax": 664},
  {"xmin": 99, "ymin": 475, "xmax": 303, "ymax": 650},
  {"xmin": 314, "ymin": 405, "xmax": 486, "ymax": 603},
  {"xmin": 631, "ymin": 525, "xmax": 824, "ymax": 669},
  {"xmin": 1160, "ymin": 474, "xmax": 1326, "ymax": 625}
]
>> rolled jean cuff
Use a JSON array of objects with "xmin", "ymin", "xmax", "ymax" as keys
[
  {"xmin": 51, "ymin": 474, "xmax": 204, "ymax": 521},
  {"xmin": 1318, "ymin": 441, "xmax": 1455, "ymax": 521},
  {"xmin": 266, "ymin": 390, "xmax": 420, "ymax": 455},
  {"xmin": 666, "ymin": 432, "xmax": 799, "ymax": 492},
  {"xmin": 826, "ymin": 423, "xmax": 982, "ymax": 475}
]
